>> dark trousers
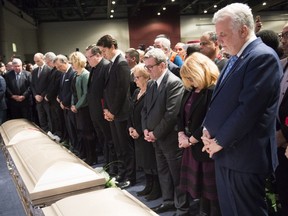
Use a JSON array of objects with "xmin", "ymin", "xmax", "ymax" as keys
[
  {"xmin": 49, "ymin": 98, "xmax": 65, "ymax": 139},
  {"xmin": 91, "ymin": 117, "xmax": 116, "ymax": 165},
  {"xmin": 36, "ymin": 100, "xmax": 51, "ymax": 132},
  {"xmin": 154, "ymin": 144, "xmax": 188, "ymax": 214},
  {"xmin": 275, "ymin": 147, "xmax": 288, "ymax": 216},
  {"xmin": 215, "ymin": 163, "xmax": 268, "ymax": 216},
  {"xmin": 63, "ymin": 109, "xmax": 78, "ymax": 151},
  {"xmin": 110, "ymin": 120, "xmax": 135, "ymax": 181},
  {"xmin": 76, "ymin": 107, "xmax": 97, "ymax": 164},
  {"xmin": 8, "ymin": 99, "xmax": 29, "ymax": 120}
]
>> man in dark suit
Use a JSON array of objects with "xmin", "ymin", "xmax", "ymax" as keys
[
  {"xmin": 54, "ymin": 55, "xmax": 78, "ymax": 153},
  {"xmin": 85, "ymin": 44, "xmax": 116, "ymax": 168},
  {"xmin": 201, "ymin": 3, "xmax": 282, "ymax": 216},
  {"xmin": 5, "ymin": 58, "xmax": 31, "ymax": 120},
  {"xmin": 141, "ymin": 48, "xmax": 187, "ymax": 215},
  {"xmin": 31, "ymin": 53, "xmax": 52, "ymax": 132},
  {"xmin": 97, "ymin": 35, "xmax": 135, "ymax": 188},
  {"xmin": 44, "ymin": 52, "xmax": 65, "ymax": 142}
]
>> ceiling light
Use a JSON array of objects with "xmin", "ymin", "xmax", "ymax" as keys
[
  {"xmin": 171, "ymin": 0, "xmax": 175, "ymax": 2},
  {"xmin": 163, "ymin": 7, "xmax": 166, "ymax": 10},
  {"xmin": 110, "ymin": 14, "xmax": 114, "ymax": 18},
  {"xmin": 157, "ymin": 12, "xmax": 161, "ymax": 16},
  {"xmin": 262, "ymin": 2, "xmax": 267, "ymax": 6},
  {"xmin": 112, "ymin": 1, "xmax": 116, "ymax": 4},
  {"xmin": 214, "ymin": 5, "xmax": 217, "ymax": 8},
  {"xmin": 204, "ymin": 10, "xmax": 207, "ymax": 13},
  {"xmin": 111, "ymin": 9, "xmax": 114, "ymax": 13}
]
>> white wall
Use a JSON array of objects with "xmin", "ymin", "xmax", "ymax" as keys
[
  {"xmin": 180, "ymin": 12, "xmax": 288, "ymax": 43},
  {"xmin": 38, "ymin": 19, "xmax": 130, "ymax": 56},
  {"xmin": 2, "ymin": 1, "xmax": 37, "ymax": 62}
]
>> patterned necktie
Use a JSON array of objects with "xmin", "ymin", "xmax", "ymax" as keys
[{"xmin": 221, "ymin": 55, "xmax": 238, "ymax": 83}]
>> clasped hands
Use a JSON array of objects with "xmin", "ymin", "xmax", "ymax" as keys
[
  {"xmin": 144, "ymin": 129, "xmax": 156, "ymax": 142},
  {"xmin": 103, "ymin": 109, "xmax": 114, "ymax": 122},
  {"xmin": 201, "ymin": 129, "xmax": 223, "ymax": 158},
  {"xmin": 129, "ymin": 127, "xmax": 139, "ymax": 139}
]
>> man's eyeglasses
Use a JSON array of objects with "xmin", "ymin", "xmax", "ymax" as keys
[
  {"xmin": 199, "ymin": 41, "xmax": 210, "ymax": 46},
  {"xmin": 144, "ymin": 63, "xmax": 159, "ymax": 70},
  {"xmin": 279, "ymin": 31, "xmax": 288, "ymax": 40},
  {"xmin": 86, "ymin": 54, "xmax": 96, "ymax": 59}
]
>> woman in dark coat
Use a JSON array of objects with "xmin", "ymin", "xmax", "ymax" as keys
[
  {"xmin": 178, "ymin": 52, "xmax": 220, "ymax": 216},
  {"xmin": 128, "ymin": 63, "xmax": 160, "ymax": 200}
]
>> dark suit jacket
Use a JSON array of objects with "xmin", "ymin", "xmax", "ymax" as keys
[
  {"xmin": 178, "ymin": 86, "xmax": 214, "ymax": 161},
  {"xmin": 203, "ymin": 38, "xmax": 281, "ymax": 174},
  {"xmin": 104, "ymin": 54, "xmax": 130, "ymax": 121},
  {"xmin": 31, "ymin": 65, "xmax": 51, "ymax": 97},
  {"xmin": 141, "ymin": 70, "xmax": 184, "ymax": 152},
  {"xmin": 168, "ymin": 60, "xmax": 180, "ymax": 78},
  {"xmin": 58, "ymin": 66, "xmax": 75, "ymax": 108},
  {"xmin": 5, "ymin": 70, "xmax": 31, "ymax": 99},
  {"xmin": 0, "ymin": 76, "xmax": 7, "ymax": 110},
  {"xmin": 87, "ymin": 58, "xmax": 110, "ymax": 120},
  {"xmin": 45, "ymin": 67, "xmax": 62, "ymax": 102}
]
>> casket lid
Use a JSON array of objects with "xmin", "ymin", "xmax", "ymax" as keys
[
  {"xmin": 8, "ymin": 138, "xmax": 106, "ymax": 201},
  {"xmin": 0, "ymin": 119, "xmax": 44, "ymax": 146},
  {"xmin": 41, "ymin": 188, "xmax": 158, "ymax": 216}
]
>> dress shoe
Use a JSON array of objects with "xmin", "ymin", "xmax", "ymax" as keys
[
  {"xmin": 114, "ymin": 175, "xmax": 124, "ymax": 183},
  {"xmin": 151, "ymin": 203, "xmax": 176, "ymax": 214},
  {"xmin": 117, "ymin": 180, "xmax": 135, "ymax": 189}
]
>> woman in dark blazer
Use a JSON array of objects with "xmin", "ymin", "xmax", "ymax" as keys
[
  {"xmin": 128, "ymin": 63, "xmax": 160, "ymax": 200},
  {"xmin": 177, "ymin": 52, "xmax": 220, "ymax": 216},
  {"xmin": 69, "ymin": 51, "xmax": 97, "ymax": 165}
]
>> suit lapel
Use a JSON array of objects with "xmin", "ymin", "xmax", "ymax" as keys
[{"xmin": 211, "ymin": 38, "xmax": 262, "ymax": 103}]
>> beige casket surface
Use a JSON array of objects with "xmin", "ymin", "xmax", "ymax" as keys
[
  {"xmin": 0, "ymin": 119, "xmax": 106, "ymax": 216},
  {"xmin": 41, "ymin": 188, "xmax": 158, "ymax": 216},
  {"xmin": 0, "ymin": 118, "xmax": 44, "ymax": 147}
]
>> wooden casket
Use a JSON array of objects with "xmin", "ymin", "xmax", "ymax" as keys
[
  {"xmin": 0, "ymin": 119, "xmax": 106, "ymax": 216},
  {"xmin": 40, "ymin": 188, "xmax": 158, "ymax": 216}
]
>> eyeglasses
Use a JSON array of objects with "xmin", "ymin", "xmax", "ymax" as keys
[
  {"xmin": 279, "ymin": 31, "xmax": 288, "ymax": 40},
  {"xmin": 86, "ymin": 54, "xmax": 96, "ymax": 59},
  {"xmin": 199, "ymin": 41, "xmax": 210, "ymax": 46},
  {"xmin": 133, "ymin": 75, "xmax": 142, "ymax": 80},
  {"xmin": 144, "ymin": 63, "xmax": 159, "ymax": 70}
]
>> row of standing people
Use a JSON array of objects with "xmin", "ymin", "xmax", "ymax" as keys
[{"xmin": 1, "ymin": 4, "xmax": 288, "ymax": 216}]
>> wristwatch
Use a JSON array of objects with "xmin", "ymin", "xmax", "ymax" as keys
[{"xmin": 188, "ymin": 137, "xmax": 192, "ymax": 146}]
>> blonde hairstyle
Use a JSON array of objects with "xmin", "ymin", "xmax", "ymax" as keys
[
  {"xmin": 131, "ymin": 63, "xmax": 150, "ymax": 79},
  {"xmin": 180, "ymin": 52, "xmax": 219, "ymax": 90},
  {"xmin": 69, "ymin": 51, "xmax": 87, "ymax": 69}
]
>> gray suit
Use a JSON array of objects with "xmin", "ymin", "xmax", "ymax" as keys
[{"xmin": 142, "ymin": 70, "xmax": 187, "ymax": 214}]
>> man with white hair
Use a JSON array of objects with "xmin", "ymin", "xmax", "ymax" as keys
[
  {"xmin": 201, "ymin": 3, "xmax": 281, "ymax": 216},
  {"xmin": 5, "ymin": 58, "xmax": 31, "ymax": 119}
]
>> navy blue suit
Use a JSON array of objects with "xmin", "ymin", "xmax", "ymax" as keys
[{"xmin": 203, "ymin": 38, "xmax": 282, "ymax": 216}]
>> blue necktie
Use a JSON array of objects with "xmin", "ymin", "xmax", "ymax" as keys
[{"xmin": 221, "ymin": 55, "xmax": 238, "ymax": 83}]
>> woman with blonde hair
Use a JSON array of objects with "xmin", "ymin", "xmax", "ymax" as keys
[
  {"xmin": 69, "ymin": 51, "xmax": 97, "ymax": 165},
  {"xmin": 177, "ymin": 52, "xmax": 220, "ymax": 216}
]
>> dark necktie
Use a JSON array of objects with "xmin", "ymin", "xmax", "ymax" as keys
[
  {"xmin": 221, "ymin": 55, "xmax": 238, "ymax": 83},
  {"xmin": 151, "ymin": 81, "xmax": 158, "ymax": 101},
  {"xmin": 38, "ymin": 66, "xmax": 42, "ymax": 78}
]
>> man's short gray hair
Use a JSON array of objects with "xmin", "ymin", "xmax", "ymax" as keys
[
  {"xmin": 212, "ymin": 3, "xmax": 255, "ymax": 34},
  {"xmin": 144, "ymin": 48, "xmax": 167, "ymax": 65}
]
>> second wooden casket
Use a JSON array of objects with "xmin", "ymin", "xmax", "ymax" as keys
[
  {"xmin": 40, "ymin": 188, "xmax": 159, "ymax": 216},
  {"xmin": 0, "ymin": 119, "xmax": 106, "ymax": 216}
]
